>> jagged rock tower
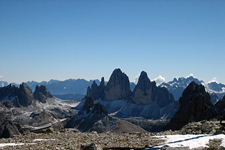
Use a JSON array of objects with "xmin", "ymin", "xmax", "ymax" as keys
[
  {"xmin": 102, "ymin": 69, "xmax": 131, "ymax": 101},
  {"xmin": 86, "ymin": 77, "xmax": 105, "ymax": 100}
]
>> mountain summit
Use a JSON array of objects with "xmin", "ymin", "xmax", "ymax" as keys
[{"xmin": 102, "ymin": 68, "xmax": 131, "ymax": 101}]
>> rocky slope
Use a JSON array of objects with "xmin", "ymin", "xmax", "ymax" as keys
[
  {"xmin": 0, "ymin": 83, "xmax": 79, "ymax": 138},
  {"xmin": 79, "ymin": 69, "xmax": 178, "ymax": 120},
  {"xmin": 66, "ymin": 97, "xmax": 146, "ymax": 133}
]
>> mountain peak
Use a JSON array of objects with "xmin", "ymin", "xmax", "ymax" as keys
[{"xmin": 103, "ymin": 69, "xmax": 131, "ymax": 101}]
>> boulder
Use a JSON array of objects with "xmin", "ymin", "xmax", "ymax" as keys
[{"xmin": 81, "ymin": 143, "xmax": 102, "ymax": 150}]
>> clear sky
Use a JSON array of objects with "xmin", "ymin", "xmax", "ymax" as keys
[{"xmin": 0, "ymin": 0, "xmax": 225, "ymax": 84}]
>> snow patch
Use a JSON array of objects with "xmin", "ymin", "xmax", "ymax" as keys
[
  {"xmin": 147, "ymin": 134, "xmax": 225, "ymax": 149},
  {"xmin": 0, "ymin": 143, "xmax": 25, "ymax": 147},
  {"xmin": 208, "ymin": 77, "xmax": 220, "ymax": 84},
  {"xmin": 33, "ymin": 139, "xmax": 55, "ymax": 142},
  {"xmin": 153, "ymin": 75, "xmax": 166, "ymax": 86},
  {"xmin": 222, "ymin": 87, "xmax": 225, "ymax": 93},
  {"xmin": 134, "ymin": 74, "xmax": 140, "ymax": 84}
]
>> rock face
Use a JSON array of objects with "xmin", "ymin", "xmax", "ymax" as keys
[
  {"xmin": 103, "ymin": 69, "xmax": 131, "ymax": 101},
  {"xmin": 17, "ymin": 83, "xmax": 34, "ymax": 107},
  {"xmin": 199, "ymin": 95, "xmax": 225, "ymax": 121},
  {"xmin": 132, "ymin": 71, "xmax": 174, "ymax": 106},
  {"xmin": 164, "ymin": 81, "xmax": 213, "ymax": 131},
  {"xmin": 86, "ymin": 77, "xmax": 105, "ymax": 100},
  {"xmin": 34, "ymin": 85, "xmax": 53, "ymax": 103},
  {"xmin": 131, "ymin": 71, "xmax": 156, "ymax": 104}
]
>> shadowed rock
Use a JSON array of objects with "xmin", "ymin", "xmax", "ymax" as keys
[
  {"xmin": 83, "ymin": 97, "xmax": 95, "ymax": 113},
  {"xmin": 87, "ymin": 77, "xmax": 105, "ymax": 100},
  {"xmin": 164, "ymin": 81, "xmax": 213, "ymax": 131}
]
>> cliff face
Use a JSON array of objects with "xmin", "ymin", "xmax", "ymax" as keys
[
  {"xmin": 131, "ymin": 71, "xmax": 156, "ymax": 104},
  {"xmin": 102, "ymin": 69, "xmax": 131, "ymax": 101}
]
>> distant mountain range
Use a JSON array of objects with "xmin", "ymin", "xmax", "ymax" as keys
[
  {"xmin": 159, "ymin": 75, "xmax": 225, "ymax": 102},
  {"xmin": 1, "ymin": 74, "xmax": 225, "ymax": 101},
  {"xmin": 0, "ymin": 79, "xmax": 100, "ymax": 100},
  {"xmin": 0, "ymin": 79, "xmax": 135, "ymax": 100}
]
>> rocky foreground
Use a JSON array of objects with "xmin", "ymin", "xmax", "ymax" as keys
[
  {"xmin": 0, "ymin": 128, "xmax": 164, "ymax": 150},
  {"xmin": 0, "ymin": 120, "xmax": 225, "ymax": 150}
]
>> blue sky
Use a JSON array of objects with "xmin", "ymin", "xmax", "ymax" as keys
[{"xmin": 0, "ymin": 0, "xmax": 225, "ymax": 84}]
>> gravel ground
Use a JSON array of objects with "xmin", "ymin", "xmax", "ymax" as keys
[{"xmin": 0, "ymin": 128, "xmax": 164, "ymax": 150}]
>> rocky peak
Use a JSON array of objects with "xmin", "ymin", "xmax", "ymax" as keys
[
  {"xmin": 103, "ymin": 69, "xmax": 131, "ymax": 101},
  {"xmin": 34, "ymin": 85, "xmax": 53, "ymax": 103},
  {"xmin": 17, "ymin": 83, "xmax": 33, "ymax": 107},
  {"xmin": 100, "ymin": 77, "xmax": 104, "ymax": 87},
  {"xmin": 179, "ymin": 81, "xmax": 209, "ymax": 106},
  {"xmin": 131, "ymin": 71, "xmax": 157, "ymax": 104},
  {"xmin": 0, "ymin": 84, "xmax": 19, "ymax": 100},
  {"xmin": 86, "ymin": 78, "xmax": 105, "ymax": 100},
  {"xmin": 164, "ymin": 81, "xmax": 213, "ymax": 131}
]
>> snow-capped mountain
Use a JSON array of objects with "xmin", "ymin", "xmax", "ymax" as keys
[{"xmin": 160, "ymin": 75, "xmax": 225, "ymax": 101}]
